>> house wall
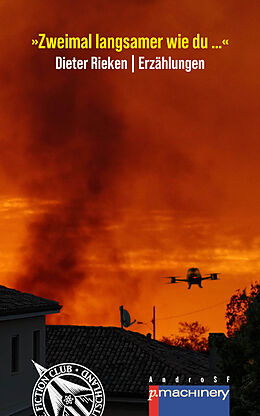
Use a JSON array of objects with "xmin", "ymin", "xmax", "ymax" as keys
[{"xmin": 0, "ymin": 315, "xmax": 46, "ymax": 416}]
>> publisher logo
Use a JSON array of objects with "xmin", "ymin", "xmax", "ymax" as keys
[
  {"xmin": 149, "ymin": 385, "xmax": 230, "ymax": 416},
  {"xmin": 32, "ymin": 362, "xmax": 105, "ymax": 416}
]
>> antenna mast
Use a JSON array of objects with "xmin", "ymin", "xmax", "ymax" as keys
[{"xmin": 151, "ymin": 306, "xmax": 156, "ymax": 340}]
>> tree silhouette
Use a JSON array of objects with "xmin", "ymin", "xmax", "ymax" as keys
[
  {"xmin": 218, "ymin": 288, "xmax": 260, "ymax": 415},
  {"xmin": 160, "ymin": 321, "xmax": 209, "ymax": 353},
  {"xmin": 226, "ymin": 282, "xmax": 260, "ymax": 337}
]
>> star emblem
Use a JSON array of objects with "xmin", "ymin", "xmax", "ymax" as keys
[{"xmin": 63, "ymin": 393, "xmax": 75, "ymax": 406}]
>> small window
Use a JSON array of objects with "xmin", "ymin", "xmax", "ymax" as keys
[
  {"xmin": 33, "ymin": 330, "xmax": 40, "ymax": 362},
  {"xmin": 11, "ymin": 335, "xmax": 19, "ymax": 373}
]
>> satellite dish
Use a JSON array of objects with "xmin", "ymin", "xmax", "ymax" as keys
[{"xmin": 119, "ymin": 305, "xmax": 136, "ymax": 328}]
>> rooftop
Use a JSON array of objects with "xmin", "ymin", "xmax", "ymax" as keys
[
  {"xmin": 0, "ymin": 285, "xmax": 62, "ymax": 317},
  {"xmin": 46, "ymin": 325, "xmax": 209, "ymax": 397}
]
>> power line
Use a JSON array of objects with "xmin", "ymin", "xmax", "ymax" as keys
[
  {"xmin": 137, "ymin": 306, "xmax": 156, "ymax": 336},
  {"xmin": 138, "ymin": 322, "xmax": 153, "ymax": 331},
  {"xmin": 157, "ymin": 299, "xmax": 229, "ymax": 321}
]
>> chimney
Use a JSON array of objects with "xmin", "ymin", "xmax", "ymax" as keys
[
  {"xmin": 208, "ymin": 333, "xmax": 226, "ymax": 375},
  {"xmin": 146, "ymin": 333, "xmax": 152, "ymax": 342}
]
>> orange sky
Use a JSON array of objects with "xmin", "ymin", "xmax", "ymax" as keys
[{"xmin": 0, "ymin": 1, "xmax": 259, "ymax": 339}]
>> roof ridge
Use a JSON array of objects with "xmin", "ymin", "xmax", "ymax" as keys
[
  {"xmin": 47, "ymin": 324, "xmax": 206, "ymax": 373},
  {"xmin": 46, "ymin": 324, "xmax": 206, "ymax": 355},
  {"xmin": 108, "ymin": 327, "xmax": 209, "ymax": 375},
  {"xmin": 0, "ymin": 285, "xmax": 61, "ymax": 303},
  {"xmin": 46, "ymin": 324, "xmax": 209, "ymax": 395},
  {"xmin": 114, "ymin": 328, "xmax": 194, "ymax": 371},
  {"xmin": 113, "ymin": 328, "xmax": 178, "ymax": 369},
  {"xmin": 0, "ymin": 285, "xmax": 62, "ymax": 317}
]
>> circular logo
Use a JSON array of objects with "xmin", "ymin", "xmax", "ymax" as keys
[{"xmin": 32, "ymin": 362, "xmax": 105, "ymax": 416}]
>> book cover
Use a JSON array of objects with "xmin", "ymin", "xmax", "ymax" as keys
[{"xmin": 0, "ymin": 1, "xmax": 258, "ymax": 415}]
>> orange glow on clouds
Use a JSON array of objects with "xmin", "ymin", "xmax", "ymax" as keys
[{"xmin": 0, "ymin": 0, "xmax": 259, "ymax": 338}]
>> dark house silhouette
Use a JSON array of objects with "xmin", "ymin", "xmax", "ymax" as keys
[
  {"xmin": 0, "ymin": 285, "xmax": 222, "ymax": 416},
  {"xmin": 46, "ymin": 325, "xmax": 210, "ymax": 415},
  {"xmin": 0, "ymin": 285, "xmax": 61, "ymax": 416}
]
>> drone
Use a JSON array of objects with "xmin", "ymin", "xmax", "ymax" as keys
[{"xmin": 163, "ymin": 268, "xmax": 220, "ymax": 289}]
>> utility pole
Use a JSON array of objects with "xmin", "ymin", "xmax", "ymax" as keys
[
  {"xmin": 120, "ymin": 305, "xmax": 123, "ymax": 329},
  {"xmin": 137, "ymin": 306, "xmax": 156, "ymax": 339},
  {"xmin": 151, "ymin": 306, "xmax": 156, "ymax": 340}
]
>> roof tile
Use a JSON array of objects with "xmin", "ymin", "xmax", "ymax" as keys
[
  {"xmin": 46, "ymin": 325, "xmax": 209, "ymax": 397},
  {"xmin": 0, "ymin": 285, "xmax": 62, "ymax": 316}
]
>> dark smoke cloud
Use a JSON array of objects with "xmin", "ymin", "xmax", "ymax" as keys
[
  {"xmin": 0, "ymin": 0, "xmax": 259, "ymax": 335},
  {"xmin": 1, "ymin": 8, "xmax": 196, "ymax": 318},
  {"xmin": 16, "ymin": 57, "xmax": 130, "ymax": 302}
]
